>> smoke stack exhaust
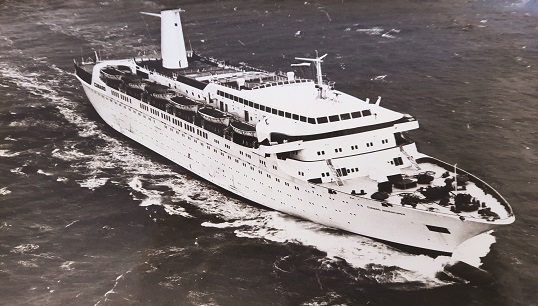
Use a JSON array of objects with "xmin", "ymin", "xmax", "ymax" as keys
[{"xmin": 141, "ymin": 8, "xmax": 188, "ymax": 69}]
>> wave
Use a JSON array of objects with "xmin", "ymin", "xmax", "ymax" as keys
[
  {"xmin": 0, "ymin": 149, "xmax": 20, "ymax": 157},
  {"xmin": 11, "ymin": 244, "xmax": 40, "ymax": 254},
  {"xmin": 202, "ymin": 209, "xmax": 496, "ymax": 286},
  {"xmin": 0, "ymin": 187, "xmax": 11, "ymax": 196},
  {"xmin": 77, "ymin": 176, "xmax": 109, "ymax": 190},
  {"xmin": 128, "ymin": 176, "xmax": 193, "ymax": 219},
  {"xmin": 0, "ymin": 27, "xmax": 494, "ymax": 289}
]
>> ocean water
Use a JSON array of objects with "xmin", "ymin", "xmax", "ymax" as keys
[{"xmin": 1, "ymin": 0, "xmax": 537, "ymax": 305}]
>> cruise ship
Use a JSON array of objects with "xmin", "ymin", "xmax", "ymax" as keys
[{"xmin": 74, "ymin": 8, "xmax": 514, "ymax": 254}]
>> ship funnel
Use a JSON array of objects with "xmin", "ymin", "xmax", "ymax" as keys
[{"xmin": 141, "ymin": 8, "xmax": 189, "ymax": 69}]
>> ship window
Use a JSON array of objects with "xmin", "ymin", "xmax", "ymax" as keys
[
  {"xmin": 278, "ymin": 110, "xmax": 284, "ymax": 116},
  {"xmin": 340, "ymin": 113, "xmax": 351, "ymax": 120},
  {"xmin": 300, "ymin": 116, "xmax": 306, "ymax": 122},
  {"xmin": 308, "ymin": 118, "xmax": 316, "ymax": 124},
  {"xmin": 254, "ymin": 103, "xmax": 259, "ymax": 109},
  {"xmin": 393, "ymin": 157, "xmax": 404, "ymax": 166},
  {"xmin": 426, "ymin": 225, "xmax": 451, "ymax": 234},
  {"xmin": 285, "ymin": 112, "xmax": 291, "ymax": 118},
  {"xmin": 272, "ymin": 109, "xmax": 278, "ymax": 115},
  {"xmin": 292, "ymin": 114, "xmax": 299, "ymax": 120},
  {"xmin": 259, "ymin": 105, "xmax": 265, "ymax": 111},
  {"xmin": 248, "ymin": 101, "xmax": 253, "ymax": 107},
  {"xmin": 266, "ymin": 107, "xmax": 272, "ymax": 113},
  {"xmin": 351, "ymin": 111, "xmax": 362, "ymax": 118},
  {"xmin": 362, "ymin": 110, "xmax": 372, "ymax": 116},
  {"xmin": 322, "ymin": 173, "xmax": 326, "ymax": 177},
  {"xmin": 329, "ymin": 115, "xmax": 340, "ymax": 122},
  {"xmin": 317, "ymin": 117, "xmax": 328, "ymax": 124}
]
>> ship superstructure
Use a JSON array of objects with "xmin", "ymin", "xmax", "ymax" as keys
[{"xmin": 74, "ymin": 8, "xmax": 514, "ymax": 254}]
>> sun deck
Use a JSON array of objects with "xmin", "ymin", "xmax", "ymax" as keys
[{"xmin": 134, "ymin": 55, "xmax": 310, "ymax": 90}]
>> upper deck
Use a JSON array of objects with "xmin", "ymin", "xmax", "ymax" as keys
[{"xmin": 130, "ymin": 54, "xmax": 419, "ymax": 138}]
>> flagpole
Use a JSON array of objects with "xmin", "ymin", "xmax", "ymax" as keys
[{"xmin": 454, "ymin": 163, "xmax": 458, "ymax": 197}]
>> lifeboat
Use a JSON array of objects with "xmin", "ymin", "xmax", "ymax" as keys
[
  {"xmin": 230, "ymin": 120, "xmax": 256, "ymax": 137},
  {"xmin": 120, "ymin": 74, "xmax": 143, "ymax": 84},
  {"xmin": 115, "ymin": 65, "xmax": 132, "ymax": 73},
  {"xmin": 169, "ymin": 96, "xmax": 199, "ymax": 112},
  {"xmin": 145, "ymin": 83, "xmax": 173, "ymax": 99},
  {"xmin": 100, "ymin": 66, "xmax": 123, "ymax": 81},
  {"xmin": 198, "ymin": 107, "xmax": 230, "ymax": 125}
]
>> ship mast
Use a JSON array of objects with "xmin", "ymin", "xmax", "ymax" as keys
[{"xmin": 295, "ymin": 52, "xmax": 328, "ymax": 99}]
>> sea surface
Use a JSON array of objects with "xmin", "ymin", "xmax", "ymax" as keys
[{"xmin": 1, "ymin": 0, "xmax": 537, "ymax": 305}]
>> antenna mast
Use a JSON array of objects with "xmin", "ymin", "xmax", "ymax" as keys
[{"xmin": 295, "ymin": 52, "xmax": 328, "ymax": 98}]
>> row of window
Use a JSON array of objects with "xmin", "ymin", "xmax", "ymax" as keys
[
  {"xmin": 137, "ymin": 100, "xmax": 208, "ymax": 140},
  {"xmin": 270, "ymin": 117, "xmax": 409, "ymax": 144},
  {"xmin": 112, "ymin": 90, "xmax": 131, "ymax": 103},
  {"xmin": 239, "ymin": 151, "xmax": 252, "ymax": 159},
  {"xmin": 316, "ymin": 139, "xmax": 390, "ymax": 156},
  {"xmin": 217, "ymin": 90, "xmax": 372, "ymax": 124},
  {"xmin": 196, "ymin": 129, "xmax": 208, "ymax": 139}
]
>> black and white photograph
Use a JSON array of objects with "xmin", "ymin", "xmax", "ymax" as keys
[{"xmin": 0, "ymin": 0, "xmax": 536, "ymax": 305}]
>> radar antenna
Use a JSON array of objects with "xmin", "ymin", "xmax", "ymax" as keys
[{"xmin": 295, "ymin": 51, "xmax": 328, "ymax": 98}]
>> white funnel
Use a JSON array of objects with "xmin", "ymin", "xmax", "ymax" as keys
[{"xmin": 142, "ymin": 8, "xmax": 188, "ymax": 69}]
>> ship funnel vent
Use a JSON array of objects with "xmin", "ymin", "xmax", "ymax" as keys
[{"xmin": 142, "ymin": 8, "xmax": 189, "ymax": 69}]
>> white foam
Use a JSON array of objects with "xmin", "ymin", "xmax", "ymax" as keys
[
  {"xmin": 0, "ymin": 62, "xmax": 104, "ymax": 141},
  {"xmin": 10, "ymin": 167, "xmax": 26, "ymax": 176},
  {"xmin": 37, "ymin": 169, "xmax": 53, "ymax": 176},
  {"xmin": 18, "ymin": 260, "xmax": 39, "ymax": 268},
  {"xmin": 128, "ymin": 176, "xmax": 193, "ymax": 218},
  {"xmin": 356, "ymin": 27, "xmax": 384, "ymax": 35},
  {"xmin": 77, "ymin": 176, "xmax": 109, "ymax": 190},
  {"xmin": 65, "ymin": 220, "xmax": 79, "ymax": 228},
  {"xmin": 201, "ymin": 210, "xmax": 498, "ymax": 286},
  {"xmin": 11, "ymin": 244, "xmax": 40, "ymax": 254},
  {"xmin": 0, "ymin": 149, "xmax": 20, "ymax": 157},
  {"xmin": 57, "ymin": 177, "xmax": 69, "ymax": 183},
  {"xmin": 60, "ymin": 261, "xmax": 75, "ymax": 271},
  {"xmin": 451, "ymin": 231, "xmax": 496, "ymax": 267},
  {"xmin": 95, "ymin": 269, "xmax": 132, "ymax": 305},
  {"xmin": 0, "ymin": 187, "xmax": 11, "ymax": 196}
]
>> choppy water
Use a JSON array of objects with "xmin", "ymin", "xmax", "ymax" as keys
[{"xmin": 1, "ymin": 0, "xmax": 537, "ymax": 305}]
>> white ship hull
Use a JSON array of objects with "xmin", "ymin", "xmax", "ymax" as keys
[{"xmin": 78, "ymin": 76, "xmax": 506, "ymax": 254}]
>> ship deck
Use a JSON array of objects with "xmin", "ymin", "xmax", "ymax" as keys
[
  {"xmin": 134, "ymin": 55, "xmax": 307, "ymax": 90},
  {"xmin": 318, "ymin": 158, "xmax": 512, "ymax": 222}
]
